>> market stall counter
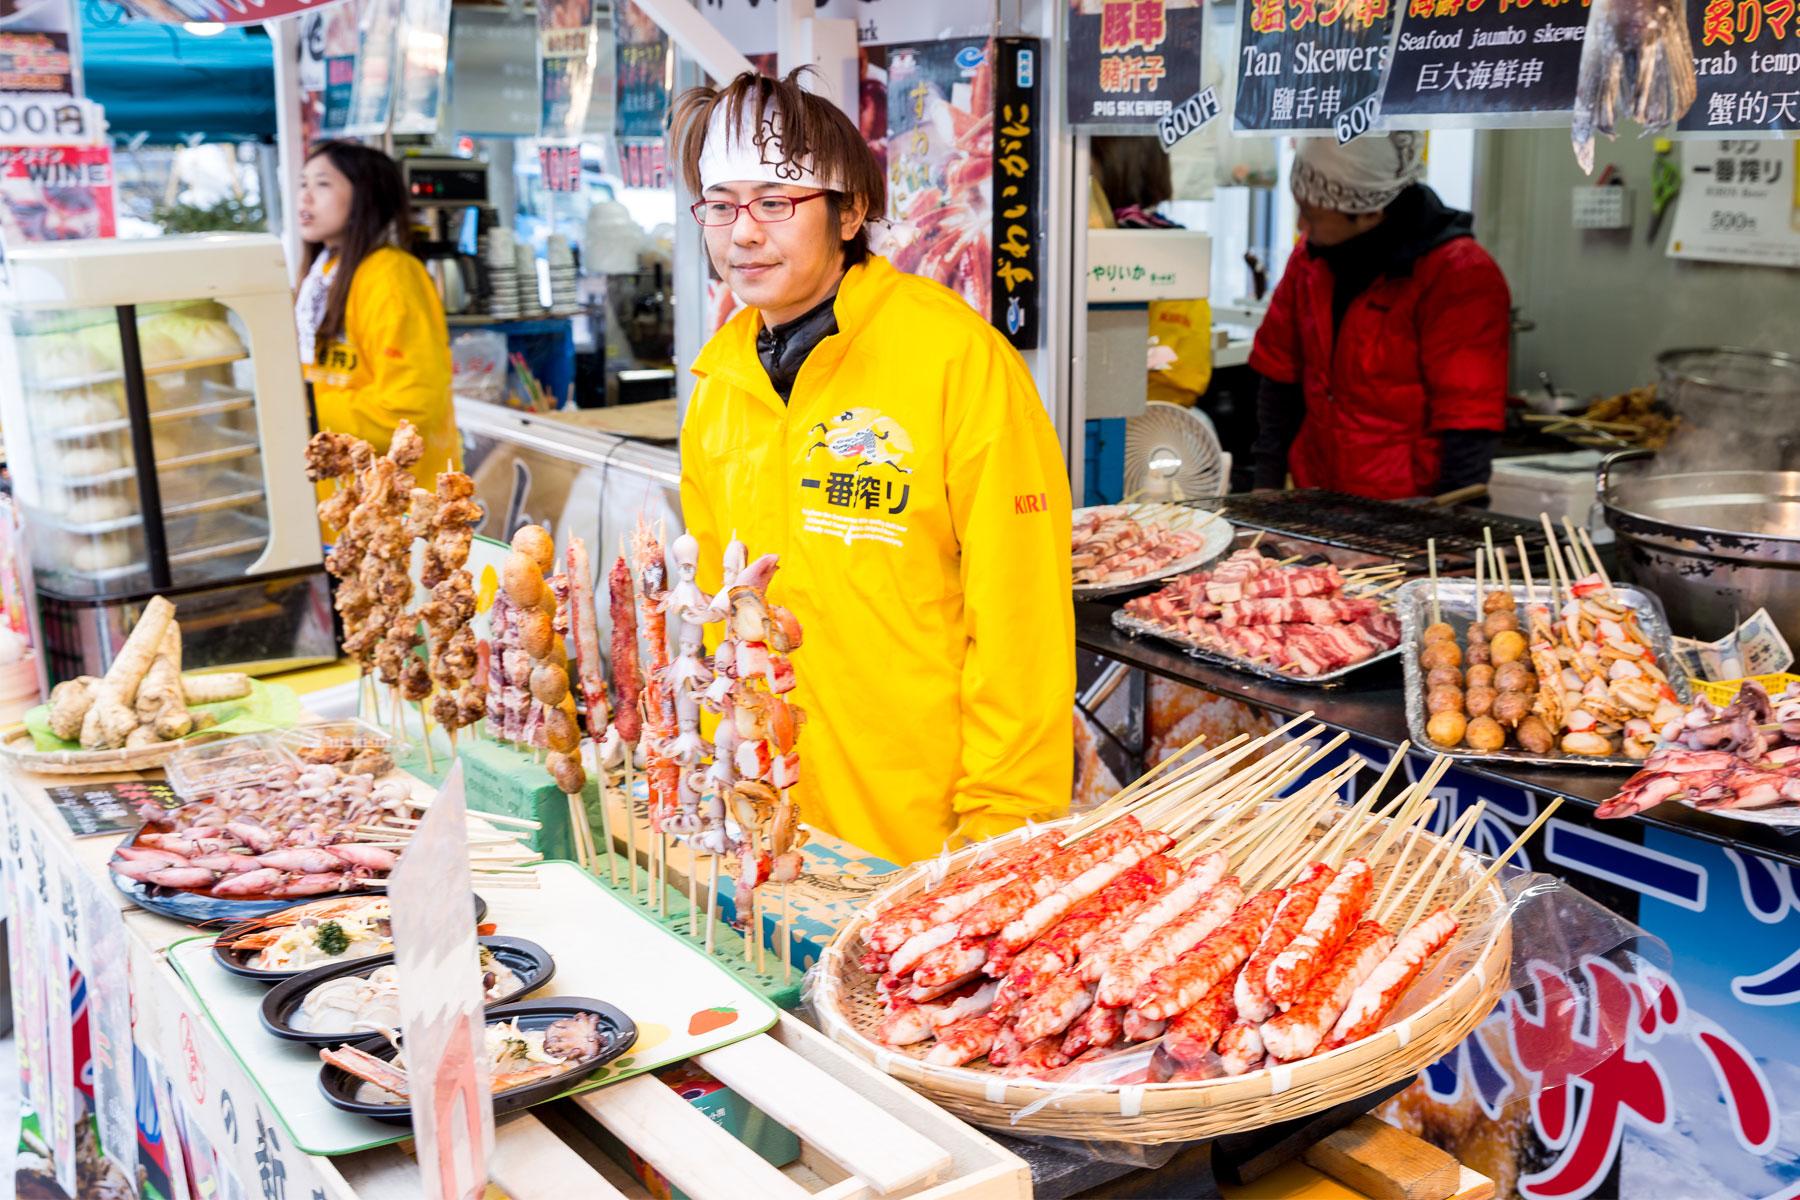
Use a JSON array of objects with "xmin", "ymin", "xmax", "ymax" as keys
[{"xmin": 0, "ymin": 752, "xmax": 1035, "ymax": 1200}]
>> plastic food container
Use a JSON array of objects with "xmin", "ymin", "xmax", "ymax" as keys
[
  {"xmin": 166, "ymin": 734, "xmax": 297, "ymax": 801},
  {"xmin": 278, "ymin": 719, "xmax": 395, "ymax": 774}
]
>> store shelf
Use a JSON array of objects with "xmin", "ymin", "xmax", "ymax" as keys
[
  {"xmin": 43, "ymin": 426, "xmax": 260, "ymax": 488},
  {"xmin": 23, "ymin": 350, "xmax": 249, "ymax": 392},
  {"xmin": 45, "ymin": 385, "xmax": 255, "ymax": 442},
  {"xmin": 448, "ymin": 307, "xmax": 584, "ymax": 327},
  {"xmin": 31, "ymin": 468, "xmax": 265, "ymax": 536}
]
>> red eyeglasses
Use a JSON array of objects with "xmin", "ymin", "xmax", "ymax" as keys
[{"xmin": 690, "ymin": 192, "xmax": 828, "ymax": 227}]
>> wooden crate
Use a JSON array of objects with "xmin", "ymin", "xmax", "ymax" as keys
[{"xmin": 313, "ymin": 1014, "xmax": 1030, "ymax": 1200}]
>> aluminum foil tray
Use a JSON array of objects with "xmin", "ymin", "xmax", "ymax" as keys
[
  {"xmin": 1111, "ymin": 607, "xmax": 1403, "ymax": 688},
  {"xmin": 1397, "ymin": 578, "xmax": 1692, "ymax": 769}
]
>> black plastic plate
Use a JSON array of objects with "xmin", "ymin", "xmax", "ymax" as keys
[
  {"xmin": 210, "ymin": 893, "xmax": 489, "ymax": 983},
  {"xmin": 260, "ymin": 936, "xmax": 555, "ymax": 1045},
  {"xmin": 316, "ymin": 997, "xmax": 637, "ymax": 1125}
]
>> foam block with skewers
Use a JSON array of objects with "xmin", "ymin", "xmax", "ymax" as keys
[{"xmin": 860, "ymin": 730, "xmax": 1552, "ymax": 1082}]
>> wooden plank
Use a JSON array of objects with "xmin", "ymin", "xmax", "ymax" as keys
[
  {"xmin": 1449, "ymin": 1165, "xmax": 1497, "ymax": 1200},
  {"xmin": 1302, "ymin": 1116, "xmax": 1461, "ymax": 1200},
  {"xmin": 697, "ymin": 1034, "xmax": 954, "ymax": 1195},
  {"xmin": 489, "ymin": 1113, "xmax": 630, "ymax": 1200},
  {"xmin": 574, "ymin": 1074, "xmax": 813, "ymax": 1200}
]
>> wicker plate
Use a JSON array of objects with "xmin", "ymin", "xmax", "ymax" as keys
[
  {"xmin": 0, "ymin": 725, "xmax": 233, "ymax": 776},
  {"xmin": 812, "ymin": 813, "xmax": 1511, "ymax": 1144}
]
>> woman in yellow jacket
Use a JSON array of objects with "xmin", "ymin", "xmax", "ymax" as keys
[
  {"xmin": 294, "ymin": 141, "xmax": 460, "ymax": 485},
  {"xmin": 671, "ymin": 71, "xmax": 1074, "ymax": 866}
]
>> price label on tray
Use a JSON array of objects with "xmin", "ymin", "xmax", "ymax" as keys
[{"xmin": 47, "ymin": 780, "xmax": 179, "ymax": 838}]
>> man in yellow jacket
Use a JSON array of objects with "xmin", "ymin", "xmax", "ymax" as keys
[{"xmin": 671, "ymin": 69, "xmax": 1074, "ymax": 866}]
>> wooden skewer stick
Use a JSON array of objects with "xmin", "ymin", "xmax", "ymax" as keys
[
  {"xmin": 623, "ymin": 753, "xmax": 639, "ymax": 897},
  {"xmin": 1180, "ymin": 730, "xmax": 1349, "ymax": 856},
  {"xmin": 1370, "ymin": 796, "xmax": 1438, "ymax": 917},
  {"xmin": 1540, "ymin": 513, "xmax": 1576, "ymax": 603},
  {"xmin": 1238, "ymin": 766, "xmax": 1359, "ymax": 888},
  {"xmin": 1577, "ymin": 526, "xmax": 1616, "ymax": 596},
  {"xmin": 1399, "ymin": 801, "xmax": 1486, "ymax": 930},
  {"xmin": 1473, "ymin": 539, "xmax": 1486, "ymax": 619},
  {"xmin": 705, "ymin": 855, "xmax": 721, "ymax": 955},
  {"xmin": 1560, "ymin": 516, "xmax": 1593, "ymax": 579},
  {"xmin": 1314, "ymin": 742, "xmax": 1411, "ymax": 865},
  {"xmin": 1427, "ymin": 538, "xmax": 1442, "ymax": 627},
  {"xmin": 1067, "ymin": 731, "xmax": 1227, "ymax": 838},
  {"xmin": 1451, "ymin": 797, "xmax": 1562, "ymax": 918},
  {"xmin": 1149, "ymin": 731, "xmax": 1323, "ymax": 840},
  {"xmin": 1249, "ymin": 530, "xmax": 1267, "ymax": 550},
  {"xmin": 1495, "ymin": 545, "xmax": 1512, "ymax": 591},
  {"xmin": 1219, "ymin": 758, "xmax": 1351, "ymax": 866},
  {"xmin": 1362, "ymin": 759, "xmax": 1450, "ymax": 869},
  {"xmin": 418, "ymin": 702, "xmax": 438, "ymax": 775},
  {"xmin": 690, "ymin": 847, "xmax": 702, "ymax": 940},
  {"xmin": 588, "ymin": 742, "xmax": 618, "ymax": 886}
]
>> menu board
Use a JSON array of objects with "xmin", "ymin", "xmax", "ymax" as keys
[
  {"xmin": 1378, "ymin": 0, "xmax": 1585, "ymax": 123},
  {"xmin": 1679, "ymin": 2, "xmax": 1800, "ymax": 133},
  {"xmin": 614, "ymin": 0, "xmax": 669, "ymax": 141},
  {"xmin": 0, "ymin": 144, "xmax": 116, "ymax": 244},
  {"xmin": 1234, "ymin": 0, "xmax": 1399, "ymax": 133},
  {"xmin": 1065, "ymin": 0, "xmax": 1206, "ymax": 130},
  {"xmin": 46, "ymin": 779, "xmax": 178, "ymax": 838},
  {"xmin": 1667, "ymin": 139, "xmax": 1800, "ymax": 267}
]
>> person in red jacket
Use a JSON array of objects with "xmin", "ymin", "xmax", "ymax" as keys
[{"xmin": 1249, "ymin": 133, "xmax": 1510, "ymax": 500}]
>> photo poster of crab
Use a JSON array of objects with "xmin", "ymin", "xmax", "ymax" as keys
[{"xmin": 879, "ymin": 39, "xmax": 999, "ymax": 328}]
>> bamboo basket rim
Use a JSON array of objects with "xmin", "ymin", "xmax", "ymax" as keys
[
  {"xmin": 813, "ymin": 812, "xmax": 1513, "ymax": 1142},
  {"xmin": 0, "ymin": 724, "xmax": 232, "ymax": 776}
]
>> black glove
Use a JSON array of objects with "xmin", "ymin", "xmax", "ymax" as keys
[
  {"xmin": 1250, "ymin": 373, "xmax": 1305, "ymax": 490},
  {"xmin": 1435, "ymin": 429, "xmax": 1500, "ymax": 496}
]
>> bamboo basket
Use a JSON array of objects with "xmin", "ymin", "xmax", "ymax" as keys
[
  {"xmin": 0, "ymin": 725, "xmax": 230, "ymax": 776},
  {"xmin": 812, "ymin": 811, "xmax": 1511, "ymax": 1144}
]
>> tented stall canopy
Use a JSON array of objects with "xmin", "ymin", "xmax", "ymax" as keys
[{"xmin": 80, "ymin": 3, "xmax": 275, "ymax": 141}]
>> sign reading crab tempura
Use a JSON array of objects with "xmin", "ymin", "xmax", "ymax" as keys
[{"xmin": 389, "ymin": 764, "xmax": 494, "ymax": 1200}]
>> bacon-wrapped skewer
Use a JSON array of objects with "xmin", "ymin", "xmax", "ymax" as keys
[
  {"xmin": 994, "ymin": 856, "xmax": 1181, "ymax": 1009},
  {"xmin": 928, "ymin": 1014, "xmax": 1004, "ymax": 1066},
  {"xmin": 1079, "ymin": 852, "xmax": 1227, "ymax": 984},
  {"xmin": 864, "ymin": 833, "xmax": 1066, "ymax": 956},
  {"xmin": 1132, "ymin": 889, "xmax": 1284, "ymax": 1021},
  {"xmin": 1236, "ymin": 862, "xmax": 1334, "ymax": 1023},
  {"xmin": 958, "ymin": 819, "xmax": 1146, "ymax": 938},
  {"xmin": 1261, "ymin": 920, "xmax": 1395, "ymax": 1062},
  {"xmin": 1012, "ymin": 974, "xmax": 1096, "ymax": 1045},
  {"xmin": 997, "ymin": 831, "xmax": 1174, "ymax": 954},
  {"xmin": 1095, "ymin": 876, "xmax": 1245, "ymax": 1008},
  {"xmin": 1265, "ymin": 858, "xmax": 1372, "ymax": 1006},
  {"xmin": 1161, "ymin": 976, "xmax": 1237, "ymax": 1070},
  {"xmin": 1323, "ymin": 907, "xmax": 1460, "ymax": 1049},
  {"xmin": 1216, "ymin": 1021, "xmax": 1265, "ymax": 1076},
  {"xmin": 1061, "ymin": 1002, "xmax": 1125, "ymax": 1058}
]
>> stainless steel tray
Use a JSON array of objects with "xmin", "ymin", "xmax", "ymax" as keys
[
  {"xmin": 1111, "ymin": 607, "xmax": 1403, "ymax": 688},
  {"xmin": 1397, "ymin": 578, "xmax": 1692, "ymax": 768}
]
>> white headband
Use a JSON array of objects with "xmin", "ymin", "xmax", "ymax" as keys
[
  {"xmin": 1291, "ymin": 132, "xmax": 1424, "ymax": 214},
  {"xmin": 697, "ymin": 99, "xmax": 841, "ymax": 193}
]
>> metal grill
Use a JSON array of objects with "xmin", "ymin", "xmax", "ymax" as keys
[{"xmin": 1198, "ymin": 491, "xmax": 1548, "ymax": 570}]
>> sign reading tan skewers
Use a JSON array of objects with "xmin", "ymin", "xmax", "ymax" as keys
[{"xmin": 814, "ymin": 728, "xmax": 1556, "ymax": 1143}]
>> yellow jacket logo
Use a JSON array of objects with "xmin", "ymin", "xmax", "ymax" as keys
[{"xmin": 804, "ymin": 408, "xmax": 914, "ymax": 474}]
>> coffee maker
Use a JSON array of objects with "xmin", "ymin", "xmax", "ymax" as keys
[{"xmin": 402, "ymin": 155, "xmax": 491, "ymax": 316}]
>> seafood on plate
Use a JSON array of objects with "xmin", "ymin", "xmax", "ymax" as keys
[
  {"xmin": 290, "ymin": 948, "xmax": 526, "ymax": 1035},
  {"xmin": 321, "ymin": 1012, "xmax": 607, "ymax": 1104},
  {"xmin": 109, "ymin": 761, "xmax": 413, "ymax": 898},
  {"xmin": 1072, "ymin": 506, "xmax": 1212, "ymax": 588},
  {"xmin": 1600, "ymin": 680, "xmax": 1800, "ymax": 818},
  {"xmin": 227, "ymin": 897, "xmax": 399, "ymax": 972},
  {"xmin": 1122, "ymin": 549, "xmax": 1401, "ymax": 678}
]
